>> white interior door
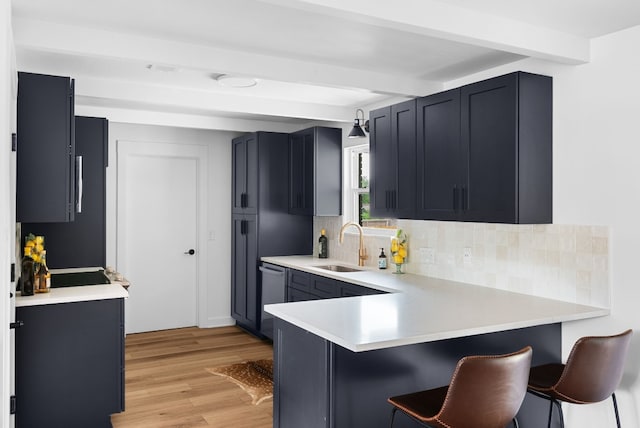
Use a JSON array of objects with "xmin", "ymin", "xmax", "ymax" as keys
[{"xmin": 117, "ymin": 140, "xmax": 204, "ymax": 333}]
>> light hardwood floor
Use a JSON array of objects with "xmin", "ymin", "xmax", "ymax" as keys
[{"xmin": 111, "ymin": 326, "xmax": 274, "ymax": 428}]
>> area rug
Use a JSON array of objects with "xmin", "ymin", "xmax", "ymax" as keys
[{"xmin": 207, "ymin": 359, "xmax": 273, "ymax": 405}]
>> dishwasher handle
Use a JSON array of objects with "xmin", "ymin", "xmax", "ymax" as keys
[{"xmin": 259, "ymin": 265, "xmax": 285, "ymax": 276}]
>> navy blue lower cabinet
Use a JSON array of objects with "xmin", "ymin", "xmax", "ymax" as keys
[
  {"xmin": 286, "ymin": 269, "xmax": 384, "ymax": 301},
  {"xmin": 273, "ymin": 319, "xmax": 563, "ymax": 428},
  {"xmin": 15, "ymin": 298, "xmax": 125, "ymax": 428}
]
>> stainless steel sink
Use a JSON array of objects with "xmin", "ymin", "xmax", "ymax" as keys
[{"xmin": 315, "ymin": 264, "xmax": 363, "ymax": 273}]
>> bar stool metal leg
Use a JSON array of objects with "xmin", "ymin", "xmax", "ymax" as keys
[
  {"xmin": 555, "ymin": 399, "xmax": 565, "ymax": 428},
  {"xmin": 389, "ymin": 407, "xmax": 397, "ymax": 428},
  {"xmin": 612, "ymin": 393, "xmax": 622, "ymax": 428}
]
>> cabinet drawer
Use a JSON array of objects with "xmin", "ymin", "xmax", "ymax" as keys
[
  {"xmin": 340, "ymin": 283, "xmax": 385, "ymax": 297},
  {"xmin": 288, "ymin": 287, "xmax": 324, "ymax": 302},
  {"xmin": 288, "ymin": 269, "xmax": 312, "ymax": 292},
  {"xmin": 311, "ymin": 276, "xmax": 340, "ymax": 298}
]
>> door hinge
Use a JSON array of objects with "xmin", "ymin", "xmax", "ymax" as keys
[
  {"xmin": 10, "ymin": 321, "xmax": 23, "ymax": 329},
  {"xmin": 11, "ymin": 133, "xmax": 17, "ymax": 152},
  {"xmin": 10, "ymin": 263, "xmax": 15, "ymax": 283},
  {"xmin": 10, "ymin": 395, "xmax": 16, "ymax": 414}
]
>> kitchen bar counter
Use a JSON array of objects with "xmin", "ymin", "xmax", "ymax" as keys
[
  {"xmin": 263, "ymin": 255, "xmax": 608, "ymax": 352},
  {"xmin": 16, "ymin": 283, "xmax": 128, "ymax": 307},
  {"xmin": 264, "ymin": 256, "xmax": 610, "ymax": 427}
]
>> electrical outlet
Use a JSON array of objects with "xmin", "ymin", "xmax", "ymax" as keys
[{"xmin": 463, "ymin": 247, "xmax": 472, "ymax": 266}]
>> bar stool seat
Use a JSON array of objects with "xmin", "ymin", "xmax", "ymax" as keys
[
  {"xmin": 387, "ymin": 346, "xmax": 532, "ymax": 428},
  {"xmin": 527, "ymin": 329, "xmax": 633, "ymax": 428}
]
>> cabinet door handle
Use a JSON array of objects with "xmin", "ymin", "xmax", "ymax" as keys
[
  {"xmin": 10, "ymin": 321, "xmax": 23, "ymax": 329},
  {"xmin": 75, "ymin": 155, "xmax": 83, "ymax": 213}
]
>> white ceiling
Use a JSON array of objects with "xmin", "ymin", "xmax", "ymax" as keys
[{"xmin": 10, "ymin": 0, "xmax": 640, "ymax": 132}]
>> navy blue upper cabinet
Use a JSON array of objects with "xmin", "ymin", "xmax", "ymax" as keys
[
  {"xmin": 375, "ymin": 71, "xmax": 552, "ymax": 224},
  {"xmin": 461, "ymin": 72, "xmax": 552, "ymax": 224},
  {"xmin": 21, "ymin": 117, "xmax": 108, "ymax": 268},
  {"xmin": 288, "ymin": 127, "xmax": 342, "ymax": 216},
  {"xmin": 17, "ymin": 72, "xmax": 76, "ymax": 223},
  {"xmin": 416, "ymin": 88, "xmax": 461, "ymax": 221},
  {"xmin": 370, "ymin": 100, "xmax": 417, "ymax": 219},
  {"xmin": 232, "ymin": 133, "xmax": 259, "ymax": 214}
]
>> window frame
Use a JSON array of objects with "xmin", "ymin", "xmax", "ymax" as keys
[{"xmin": 343, "ymin": 144, "xmax": 396, "ymax": 234}]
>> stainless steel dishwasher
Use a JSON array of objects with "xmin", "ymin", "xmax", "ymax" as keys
[{"xmin": 259, "ymin": 263, "xmax": 286, "ymax": 340}]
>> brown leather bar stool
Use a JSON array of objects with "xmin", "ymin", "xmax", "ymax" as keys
[
  {"xmin": 387, "ymin": 346, "xmax": 532, "ymax": 428},
  {"xmin": 527, "ymin": 329, "xmax": 633, "ymax": 428}
]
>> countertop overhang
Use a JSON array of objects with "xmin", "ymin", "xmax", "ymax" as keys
[
  {"xmin": 16, "ymin": 283, "xmax": 129, "ymax": 308},
  {"xmin": 263, "ymin": 255, "xmax": 609, "ymax": 352}
]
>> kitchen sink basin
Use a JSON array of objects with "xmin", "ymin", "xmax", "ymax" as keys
[{"xmin": 315, "ymin": 264, "xmax": 363, "ymax": 273}]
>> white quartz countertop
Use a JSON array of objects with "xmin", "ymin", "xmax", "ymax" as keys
[
  {"xmin": 16, "ymin": 284, "xmax": 129, "ymax": 308},
  {"xmin": 263, "ymin": 255, "xmax": 609, "ymax": 352}
]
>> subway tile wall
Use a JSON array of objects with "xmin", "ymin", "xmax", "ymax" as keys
[{"xmin": 314, "ymin": 218, "xmax": 610, "ymax": 308}]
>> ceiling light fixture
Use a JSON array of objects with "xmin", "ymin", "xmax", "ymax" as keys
[
  {"xmin": 348, "ymin": 109, "xmax": 369, "ymax": 138},
  {"xmin": 216, "ymin": 74, "xmax": 257, "ymax": 88}
]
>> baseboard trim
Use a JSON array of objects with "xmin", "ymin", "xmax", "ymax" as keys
[{"xmin": 201, "ymin": 316, "xmax": 235, "ymax": 329}]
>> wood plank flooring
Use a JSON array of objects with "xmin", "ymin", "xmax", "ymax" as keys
[{"xmin": 111, "ymin": 326, "xmax": 274, "ymax": 428}]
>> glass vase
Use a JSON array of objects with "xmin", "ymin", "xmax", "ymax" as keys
[{"xmin": 393, "ymin": 263, "xmax": 404, "ymax": 274}]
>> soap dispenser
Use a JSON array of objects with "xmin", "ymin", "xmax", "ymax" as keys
[{"xmin": 378, "ymin": 248, "xmax": 387, "ymax": 269}]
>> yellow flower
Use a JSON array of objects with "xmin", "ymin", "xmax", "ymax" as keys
[
  {"xmin": 35, "ymin": 236, "xmax": 44, "ymax": 245},
  {"xmin": 393, "ymin": 254, "xmax": 404, "ymax": 264},
  {"xmin": 398, "ymin": 247, "xmax": 407, "ymax": 258}
]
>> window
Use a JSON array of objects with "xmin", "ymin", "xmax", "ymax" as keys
[
  {"xmin": 350, "ymin": 145, "xmax": 370, "ymax": 225},
  {"xmin": 345, "ymin": 145, "xmax": 395, "ymax": 229}
]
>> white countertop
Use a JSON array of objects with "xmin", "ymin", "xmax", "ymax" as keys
[
  {"xmin": 16, "ymin": 284, "xmax": 129, "ymax": 308},
  {"xmin": 263, "ymin": 255, "xmax": 609, "ymax": 352}
]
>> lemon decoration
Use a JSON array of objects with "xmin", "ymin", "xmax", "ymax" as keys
[{"xmin": 390, "ymin": 229, "xmax": 408, "ymax": 274}]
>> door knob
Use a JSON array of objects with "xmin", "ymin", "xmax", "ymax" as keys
[{"xmin": 184, "ymin": 249, "xmax": 195, "ymax": 255}]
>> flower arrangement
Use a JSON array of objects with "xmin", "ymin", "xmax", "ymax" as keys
[
  {"xmin": 25, "ymin": 233, "xmax": 45, "ymax": 264},
  {"xmin": 390, "ymin": 229, "xmax": 408, "ymax": 274}
]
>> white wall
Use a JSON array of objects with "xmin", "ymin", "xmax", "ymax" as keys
[{"xmin": 106, "ymin": 122, "xmax": 241, "ymax": 328}]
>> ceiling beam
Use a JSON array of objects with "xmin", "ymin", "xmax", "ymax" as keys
[
  {"xmin": 71, "ymin": 76, "xmax": 358, "ymax": 123},
  {"xmin": 261, "ymin": 0, "xmax": 591, "ymax": 64},
  {"xmin": 13, "ymin": 18, "xmax": 442, "ymax": 97},
  {"xmin": 75, "ymin": 104, "xmax": 305, "ymax": 133}
]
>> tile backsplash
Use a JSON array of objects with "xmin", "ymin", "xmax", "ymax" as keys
[{"xmin": 314, "ymin": 218, "xmax": 609, "ymax": 308}]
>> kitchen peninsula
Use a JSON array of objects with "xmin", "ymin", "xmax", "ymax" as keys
[{"xmin": 263, "ymin": 255, "xmax": 608, "ymax": 428}]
